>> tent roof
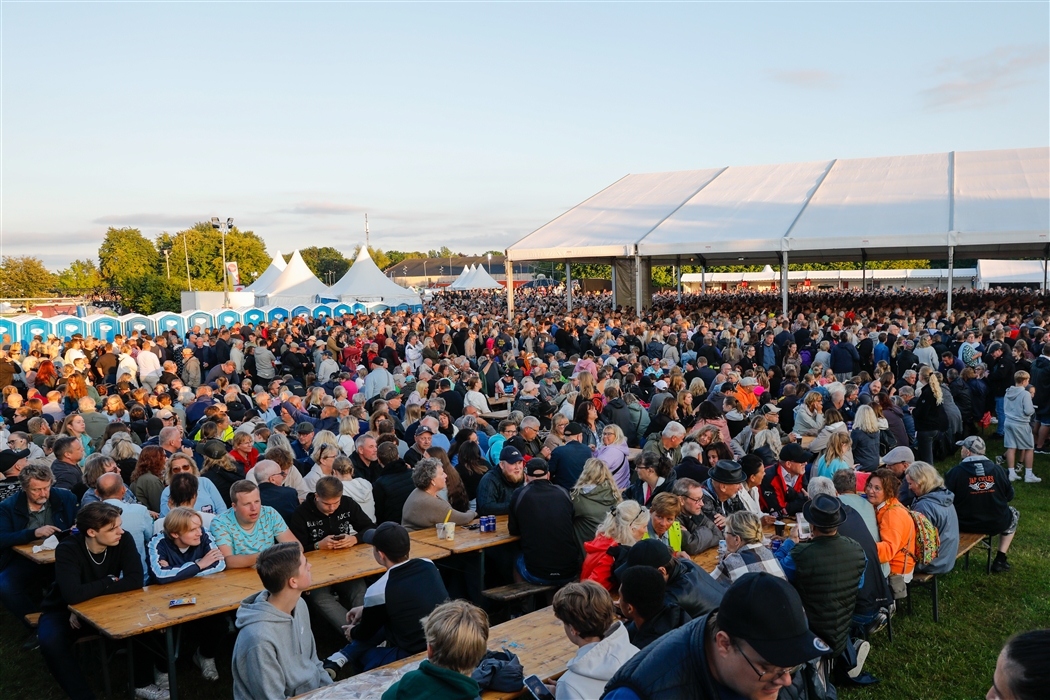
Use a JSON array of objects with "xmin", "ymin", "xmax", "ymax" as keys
[
  {"xmin": 255, "ymin": 250, "xmax": 329, "ymax": 305},
  {"xmin": 243, "ymin": 251, "xmax": 287, "ymax": 294},
  {"xmin": 976, "ymin": 259, "xmax": 1049, "ymax": 284},
  {"xmin": 329, "ymin": 246, "xmax": 422, "ymax": 304},
  {"xmin": 507, "ymin": 147, "xmax": 1049, "ymax": 265},
  {"xmin": 457, "ymin": 264, "xmax": 502, "ymax": 290}
]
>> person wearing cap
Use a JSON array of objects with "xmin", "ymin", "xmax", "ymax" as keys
[
  {"xmin": 316, "ymin": 351, "xmax": 340, "ymax": 384},
  {"xmin": 364, "ymin": 356, "xmax": 395, "ymax": 400},
  {"xmin": 604, "ymin": 572, "xmax": 827, "ymax": 700},
  {"xmin": 616, "ymin": 539, "xmax": 724, "ymax": 620},
  {"xmin": 508, "ymin": 457, "xmax": 580, "ymax": 585},
  {"xmin": 772, "ymin": 495, "xmax": 866, "ymax": 659},
  {"xmin": 475, "ymin": 445, "xmax": 525, "ymax": 516},
  {"xmin": 701, "ymin": 460, "xmax": 749, "ymax": 530},
  {"xmin": 323, "ymin": 522, "xmax": 449, "ymax": 677},
  {"xmin": 731, "ymin": 376, "xmax": 760, "ymax": 415},
  {"xmin": 290, "ymin": 421, "xmax": 316, "ymax": 474},
  {"xmin": 879, "ymin": 445, "xmax": 919, "ymax": 506},
  {"xmin": 0, "ymin": 448, "xmax": 30, "ymax": 501},
  {"xmin": 548, "ymin": 421, "xmax": 592, "ymax": 491},
  {"xmin": 945, "ymin": 436, "xmax": 1019, "ymax": 573},
  {"xmin": 404, "ymin": 422, "xmax": 436, "ymax": 468},
  {"xmin": 759, "ymin": 443, "xmax": 813, "ymax": 517}
]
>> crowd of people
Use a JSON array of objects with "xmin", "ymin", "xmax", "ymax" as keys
[{"xmin": 0, "ymin": 282, "xmax": 1046, "ymax": 700}]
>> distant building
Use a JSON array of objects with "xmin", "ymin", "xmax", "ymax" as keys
[
  {"xmin": 680, "ymin": 265, "xmax": 981, "ymax": 292},
  {"xmin": 383, "ymin": 255, "xmax": 538, "ymax": 288}
]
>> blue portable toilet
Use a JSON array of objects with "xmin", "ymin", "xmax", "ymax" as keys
[
  {"xmin": 51, "ymin": 315, "xmax": 88, "ymax": 339},
  {"xmin": 265, "ymin": 306, "xmax": 289, "ymax": 323},
  {"xmin": 311, "ymin": 303, "xmax": 333, "ymax": 320},
  {"xmin": 118, "ymin": 314, "xmax": 155, "ymax": 336},
  {"xmin": 370, "ymin": 304, "xmax": 389, "ymax": 313},
  {"xmin": 0, "ymin": 316, "xmax": 20, "ymax": 344},
  {"xmin": 239, "ymin": 307, "xmax": 265, "ymax": 326},
  {"xmin": 20, "ymin": 316, "xmax": 53, "ymax": 340},
  {"xmin": 291, "ymin": 305, "xmax": 312, "ymax": 319},
  {"xmin": 351, "ymin": 303, "xmax": 367, "ymax": 314},
  {"xmin": 151, "ymin": 312, "xmax": 187, "ymax": 338},
  {"xmin": 214, "ymin": 308, "xmax": 240, "ymax": 328},
  {"xmin": 86, "ymin": 315, "xmax": 120, "ymax": 343},
  {"xmin": 184, "ymin": 310, "xmax": 214, "ymax": 332},
  {"xmin": 331, "ymin": 302, "xmax": 352, "ymax": 318}
]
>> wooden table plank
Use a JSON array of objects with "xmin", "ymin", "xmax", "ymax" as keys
[
  {"xmin": 14, "ymin": 540, "xmax": 55, "ymax": 565},
  {"xmin": 295, "ymin": 605, "xmax": 576, "ymax": 700},
  {"xmin": 306, "ymin": 541, "xmax": 450, "ymax": 589},
  {"xmin": 409, "ymin": 514, "xmax": 519, "ymax": 554}
]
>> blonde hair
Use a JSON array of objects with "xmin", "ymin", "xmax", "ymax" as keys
[
  {"xmin": 824, "ymin": 431, "xmax": 852, "ymax": 463},
  {"xmin": 165, "ymin": 453, "xmax": 199, "ymax": 482},
  {"xmin": 853, "ymin": 404, "xmax": 879, "ymax": 434},
  {"xmin": 927, "ymin": 371, "xmax": 943, "ymax": 405},
  {"xmin": 572, "ymin": 458, "xmax": 621, "ymax": 500},
  {"xmin": 163, "ymin": 506, "xmax": 202, "ymax": 536},
  {"xmin": 594, "ymin": 500, "xmax": 649, "ymax": 546},
  {"xmin": 313, "ymin": 430, "xmax": 339, "ymax": 452},
  {"xmin": 422, "ymin": 601, "xmax": 490, "ymax": 675},
  {"xmin": 338, "ymin": 416, "xmax": 359, "ymax": 438},
  {"xmin": 725, "ymin": 511, "xmax": 763, "ymax": 544},
  {"xmin": 905, "ymin": 461, "xmax": 944, "ymax": 496},
  {"xmin": 804, "ymin": 391, "xmax": 823, "ymax": 410},
  {"xmin": 332, "ymin": 454, "xmax": 354, "ymax": 477},
  {"xmin": 602, "ymin": 424, "xmax": 627, "ymax": 446}
]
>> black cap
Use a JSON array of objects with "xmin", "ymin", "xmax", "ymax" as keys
[
  {"xmin": 499, "ymin": 446, "xmax": 523, "ymax": 463},
  {"xmin": 780, "ymin": 443, "xmax": 814, "ymax": 464},
  {"xmin": 296, "ymin": 421, "xmax": 315, "ymax": 434},
  {"xmin": 361, "ymin": 522, "xmax": 411, "ymax": 561},
  {"xmin": 564, "ymin": 422, "xmax": 584, "ymax": 437},
  {"xmin": 197, "ymin": 439, "xmax": 228, "ymax": 460},
  {"xmin": 0, "ymin": 448, "xmax": 30, "ymax": 473},
  {"xmin": 803, "ymin": 494, "xmax": 847, "ymax": 529},
  {"xmin": 525, "ymin": 458, "xmax": 549, "ymax": 477},
  {"xmin": 719, "ymin": 573, "xmax": 829, "ymax": 667},
  {"xmin": 623, "ymin": 539, "xmax": 673, "ymax": 570},
  {"xmin": 382, "ymin": 390, "xmax": 400, "ymax": 402},
  {"xmin": 710, "ymin": 460, "xmax": 748, "ymax": 485}
]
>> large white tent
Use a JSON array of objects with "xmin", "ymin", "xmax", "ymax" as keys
[
  {"xmin": 328, "ymin": 247, "xmax": 422, "ymax": 308},
  {"xmin": 253, "ymin": 250, "xmax": 330, "ymax": 307},
  {"xmin": 243, "ymin": 251, "xmax": 287, "ymax": 294},
  {"xmin": 976, "ymin": 259, "xmax": 1049, "ymax": 289},
  {"xmin": 460, "ymin": 264, "xmax": 502, "ymax": 290},
  {"xmin": 448, "ymin": 264, "xmax": 474, "ymax": 289}
]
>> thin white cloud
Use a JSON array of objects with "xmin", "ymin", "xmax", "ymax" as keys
[
  {"xmin": 282, "ymin": 201, "xmax": 368, "ymax": 216},
  {"xmin": 768, "ymin": 69, "xmax": 840, "ymax": 90},
  {"xmin": 921, "ymin": 44, "xmax": 1049, "ymax": 110},
  {"xmin": 91, "ymin": 213, "xmax": 202, "ymax": 228}
]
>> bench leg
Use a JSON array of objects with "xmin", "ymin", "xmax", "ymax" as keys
[
  {"xmin": 166, "ymin": 628, "xmax": 179, "ymax": 700},
  {"xmin": 886, "ymin": 609, "xmax": 893, "ymax": 643},
  {"xmin": 986, "ymin": 535, "xmax": 994, "ymax": 574},
  {"xmin": 127, "ymin": 640, "xmax": 136, "ymax": 700},
  {"xmin": 931, "ymin": 576, "xmax": 939, "ymax": 623}
]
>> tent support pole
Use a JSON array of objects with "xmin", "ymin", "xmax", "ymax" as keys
[
  {"xmin": 861, "ymin": 252, "xmax": 867, "ymax": 291},
  {"xmin": 1044, "ymin": 247, "xmax": 1048, "ymax": 295},
  {"xmin": 635, "ymin": 255, "xmax": 643, "ymax": 312},
  {"xmin": 781, "ymin": 252, "xmax": 789, "ymax": 317},
  {"xmin": 947, "ymin": 246, "xmax": 954, "ymax": 315},
  {"xmin": 611, "ymin": 265, "xmax": 618, "ymax": 308},
  {"xmin": 505, "ymin": 259, "xmax": 514, "ymax": 319},
  {"xmin": 701, "ymin": 266, "xmax": 706, "ymax": 294},
  {"xmin": 565, "ymin": 262, "xmax": 573, "ymax": 312},
  {"xmin": 676, "ymin": 256, "xmax": 682, "ymax": 304}
]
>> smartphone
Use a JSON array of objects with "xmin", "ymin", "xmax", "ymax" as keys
[
  {"xmin": 524, "ymin": 674, "xmax": 555, "ymax": 700},
  {"xmin": 465, "ymin": 523, "xmax": 481, "ymax": 530},
  {"xmin": 333, "ymin": 534, "xmax": 348, "ymax": 541}
]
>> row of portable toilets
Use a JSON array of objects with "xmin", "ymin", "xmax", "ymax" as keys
[{"xmin": 0, "ymin": 301, "xmax": 423, "ymax": 345}]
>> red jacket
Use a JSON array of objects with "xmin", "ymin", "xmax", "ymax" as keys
[
  {"xmin": 759, "ymin": 464, "xmax": 808, "ymax": 515},
  {"xmin": 582, "ymin": 534, "xmax": 619, "ymax": 591},
  {"xmin": 230, "ymin": 446, "xmax": 259, "ymax": 473}
]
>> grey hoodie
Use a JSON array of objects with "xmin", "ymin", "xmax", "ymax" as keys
[
  {"xmin": 232, "ymin": 591, "xmax": 332, "ymax": 700},
  {"xmin": 910, "ymin": 487, "xmax": 959, "ymax": 576},
  {"xmin": 1004, "ymin": 385, "xmax": 1034, "ymax": 425}
]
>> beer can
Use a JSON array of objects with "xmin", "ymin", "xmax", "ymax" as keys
[{"xmin": 770, "ymin": 538, "xmax": 782, "ymax": 553}]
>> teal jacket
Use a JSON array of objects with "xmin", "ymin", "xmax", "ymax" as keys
[{"xmin": 382, "ymin": 660, "xmax": 481, "ymax": 700}]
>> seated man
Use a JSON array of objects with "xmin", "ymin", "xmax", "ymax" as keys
[
  {"xmin": 232, "ymin": 541, "xmax": 332, "ymax": 699},
  {"xmin": 759, "ymin": 443, "xmax": 813, "ymax": 516},
  {"xmin": 551, "ymin": 580, "xmax": 639, "ymax": 699},
  {"xmin": 252, "ymin": 460, "xmax": 300, "ymax": 522},
  {"xmin": 548, "ymin": 422, "xmax": 592, "ymax": 490},
  {"xmin": 210, "ymin": 480, "xmax": 298, "ymax": 568},
  {"xmin": 476, "ymin": 446, "xmax": 525, "ymax": 516},
  {"xmin": 323, "ymin": 522, "xmax": 450, "ymax": 678},
  {"xmin": 647, "ymin": 492, "xmax": 703, "ymax": 557},
  {"xmin": 945, "ymin": 436, "xmax": 1018, "ymax": 573},
  {"xmin": 701, "ymin": 461, "xmax": 749, "ymax": 530},
  {"xmin": 0, "ymin": 448, "xmax": 30, "ymax": 501},
  {"xmin": 604, "ymin": 572, "xmax": 828, "ymax": 700},
  {"xmin": 671, "ymin": 478, "xmax": 721, "ymax": 553},
  {"xmin": 509, "ymin": 458, "xmax": 580, "ymax": 586},
  {"xmin": 381, "ymin": 600, "xmax": 490, "ymax": 700},
  {"xmin": 618, "ymin": 565, "xmax": 692, "ymax": 650},
  {"xmin": 615, "ymin": 539, "xmax": 724, "ymax": 619},
  {"xmin": 0, "ymin": 463, "xmax": 77, "ymax": 633},
  {"xmin": 287, "ymin": 476, "xmax": 374, "ymax": 633},
  {"xmin": 96, "ymin": 471, "xmax": 153, "ymax": 572},
  {"xmin": 373, "ymin": 442, "xmax": 415, "ymax": 524}
]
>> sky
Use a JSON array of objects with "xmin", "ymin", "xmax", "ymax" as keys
[{"xmin": 1, "ymin": 1, "xmax": 1047, "ymax": 270}]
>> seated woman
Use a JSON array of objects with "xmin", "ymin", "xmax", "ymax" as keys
[
  {"xmin": 155, "ymin": 472, "xmax": 216, "ymax": 535},
  {"xmin": 79, "ymin": 453, "xmax": 138, "ymax": 507},
  {"xmin": 814, "ymin": 431, "xmax": 853, "ymax": 480},
  {"xmin": 147, "ymin": 506, "xmax": 227, "ymax": 681},
  {"xmin": 570, "ymin": 458, "xmax": 621, "ymax": 549},
  {"xmin": 593, "ymin": 424, "xmax": 631, "ymax": 491},
  {"xmin": 159, "ymin": 452, "xmax": 228, "ymax": 517},
  {"xmin": 866, "ymin": 468, "xmax": 916, "ymax": 583},
  {"xmin": 710, "ymin": 511, "xmax": 786, "ymax": 585},
  {"xmin": 622, "ymin": 452, "xmax": 676, "ymax": 507},
  {"xmin": 332, "ymin": 454, "xmax": 376, "ymax": 522},
  {"xmin": 646, "ymin": 492, "xmax": 702, "ymax": 557},
  {"xmin": 905, "ymin": 461, "xmax": 959, "ymax": 575},
  {"xmin": 400, "ymin": 457, "xmax": 477, "ymax": 532},
  {"xmin": 582, "ymin": 500, "xmax": 649, "ymax": 591}
]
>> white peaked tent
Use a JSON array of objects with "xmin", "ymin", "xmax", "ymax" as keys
[
  {"xmin": 329, "ymin": 246, "xmax": 422, "ymax": 308},
  {"xmin": 462, "ymin": 264, "xmax": 503, "ymax": 290},
  {"xmin": 243, "ymin": 251, "xmax": 287, "ymax": 294},
  {"xmin": 253, "ymin": 250, "xmax": 330, "ymax": 307},
  {"xmin": 448, "ymin": 264, "xmax": 474, "ymax": 289}
]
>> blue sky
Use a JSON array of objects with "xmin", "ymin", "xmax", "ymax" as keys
[{"xmin": 2, "ymin": 2, "xmax": 1047, "ymax": 270}]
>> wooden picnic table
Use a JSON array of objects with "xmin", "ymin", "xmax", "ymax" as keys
[
  {"xmin": 481, "ymin": 409, "xmax": 510, "ymax": 420},
  {"xmin": 295, "ymin": 605, "xmax": 576, "ymax": 700},
  {"xmin": 68, "ymin": 541, "xmax": 449, "ymax": 700},
  {"xmin": 14, "ymin": 539, "xmax": 55, "ymax": 565},
  {"xmin": 691, "ymin": 517, "xmax": 793, "ymax": 573},
  {"xmin": 487, "ymin": 396, "xmax": 513, "ymax": 407},
  {"xmin": 409, "ymin": 514, "xmax": 518, "ymax": 555}
]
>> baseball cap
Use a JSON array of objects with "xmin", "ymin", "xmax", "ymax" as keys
[
  {"xmin": 416, "ymin": 424, "xmax": 437, "ymax": 436},
  {"xmin": 955, "ymin": 436, "xmax": 985, "ymax": 455},
  {"xmin": 296, "ymin": 421, "xmax": 315, "ymax": 435},
  {"xmin": 739, "ymin": 377, "xmax": 758, "ymax": 387},
  {"xmin": 525, "ymin": 458, "xmax": 550, "ymax": 477},
  {"xmin": 361, "ymin": 522, "xmax": 411, "ymax": 561},
  {"xmin": 758, "ymin": 404, "xmax": 781, "ymax": 415},
  {"xmin": 0, "ymin": 449, "xmax": 30, "ymax": 473},
  {"xmin": 155, "ymin": 409, "xmax": 174, "ymax": 420},
  {"xmin": 654, "ymin": 380, "xmax": 669, "ymax": 390},
  {"xmin": 779, "ymin": 443, "xmax": 814, "ymax": 464},
  {"xmin": 719, "ymin": 572, "xmax": 829, "ymax": 667},
  {"xmin": 499, "ymin": 446, "xmax": 524, "ymax": 463},
  {"xmin": 614, "ymin": 539, "xmax": 673, "ymax": 581},
  {"xmin": 564, "ymin": 422, "xmax": 584, "ymax": 437},
  {"xmin": 197, "ymin": 439, "xmax": 228, "ymax": 460},
  {"xmin": 880, "ymin": 446, "xmax": 915, "ymax": 465},
  {"xmin": 382, "ymin": 390, "xmax": 401, "ymax": 401}
]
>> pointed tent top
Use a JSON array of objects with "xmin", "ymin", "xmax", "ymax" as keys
[
  {"xmin": 356, "ymin": 245, "xmax": 372, "ymax": 263},
  {"xmin": 254, "ymin": 249, "xmax": 330, "ymax": 305},
  {"xmin": 243, "ymin": 250, "xmax": 289, "ymax": 294},
  {"xmin": 272, "ymin": 251, "xmax": 287, "ymax": 270},
  {"xmin": 761, "ymin": 265, "xmax": 775, "ymax": 274},
  {"xmin": 329, "ymin": 247, "xmax": 421, "ymax": 306}
]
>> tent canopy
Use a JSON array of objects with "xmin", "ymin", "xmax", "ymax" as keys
[
  {"xmin": 458, "ymin": 264, "xmax": 502, "ymax": 290},
  {"xmin": 254, "ymin": 250, "xmax": 330, "ymax": 307},
  {"xmin": 506, "ymin": 147, "xmax": 1049, "ymax": 266},
  {"xmin": 242, "ymin": 251, "xmax": 287, "ymax": 294},
  {"xmin": 976, "ymin": 259, "xmax": 1049, "ymax": 288},
  {"xmin": 329, "ymin": 246, "xmax": 422, "ymax": 306}
]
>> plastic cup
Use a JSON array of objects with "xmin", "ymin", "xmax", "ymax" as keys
[
  {"xmin": 774, "ymin": 521, "xmax": 785, "ymax": 537},
  {"xmin": 435, "ymin": 523, "xmax": 447, "ymax": 540},
  {"xmin": 444, "ymin": 523, "xmax": 456, "ymax": 541}
]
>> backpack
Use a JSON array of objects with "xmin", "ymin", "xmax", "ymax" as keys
[
  {"xmin": 904, "ymin": 508, "xmax": 940, "ymax": 567},
  {"xmin": 878, "ymin": 428, "xmax": 897, "ymax": 457}
]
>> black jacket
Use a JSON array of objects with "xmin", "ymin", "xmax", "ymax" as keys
[
  {"xmin": 605, "ymin": 614, "xmax": 723, "ymax": 699},
  {"xmin": 838, "ymin": 504, "xmax": 892, "ymax": 618},
  {"xmin": 0, "ymin": 488, "xmax": 78, "ymax": 570},
  {"xmin": 257, "ymin": 482, "xmax": 300, "ymax": 523},
  {"xmin": 203, "ymin": 466, "xmax": 245, "ymax": 508},
  {"xmin": 945, "ymin": 456, "xmax": 1015, "ymax": 535},
  {"xmin": 623, "ymin": 476, "xmax": 677, "ymax": 508},
  {"xmin": 988, "ymin": 354, "xmax": 1016, "ymax": 399},
  {"xmin": 664, "ymin": 557, "xmax": 724, "ymax": 619},
  {"xmin": 475, "ymin": 467, "xmax": 524, "ymax": 516},
  {"xmin": 548, "ymin": 441, "xmax": 593, "ymax": 491},
  {"xmin": 626, "ymin": 604, "xmax": 693, "ymax": 650},
  {"xmin": 287, "ymin": 493, "xmax": 375, "ymax": 551},
  {"xmin": 913, "ymin": 384, "xmax": 949, "ymax": 432},
  {"xmin": 673, "ymin": 456, "xmax": 708, "ymax": 484},
  {"xmin": 373, "ymin": 460, "xmax": 415, "ymax": 524},
  {"xmin": 791, "ymin": 534, "xmax": 866, "ymax": 656},
  {"xmin": 41, "ymin": 531, "xmax": 143, "ymax": 612},
  {"xmin": 350, "ymin": 558, "xmax": 449, "ymax": 654},
  {"xmin": 509, "ymin": 480, "xmax": 580, "ymax": 581},
  {"xmin": 949, "ymin": 378, "xmax": 976, "ymax": 424},
  {"xmin": 351, "ymin": 452, "xmax": 383, "ymax": 485},
  {"xmin": 601, "ymin": 398, "xmax": 638, "ymax": 447}
]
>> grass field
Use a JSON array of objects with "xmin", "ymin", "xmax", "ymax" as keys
[{"xmin": 1, "ymin": 432, "xmax": 1047, "ymax": 700}]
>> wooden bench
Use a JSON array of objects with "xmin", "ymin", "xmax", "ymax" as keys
[
  {"xmin": 482, "ymin": 581, "xmax": 557, "ymax": 604},
  {"xmin": 906, "ymin": 532, "xmax": 995, "ymax": 623},
  {"xmin": 24, "ymin": 612, "xmax": 41, "ymax": 628},
  {"xmin": 26, "ymin": 612, "xmax": 111, "ymax": 695}
]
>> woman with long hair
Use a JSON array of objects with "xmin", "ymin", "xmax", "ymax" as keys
[
  {"xmin": 814, "ymin": 431, "xmax": 853, "ymax": 479},
  {"xmin": 570, "ymin": 458, "xmax": 622, "ymax": 547},
  {"xmin": 62, "ymin": 374, "xmax": 90, "ymax": 415},
  {"xmin": 913, "ymin": 371, "xmax": 948, "ymax": 464},
  {"xmin": 426, "ymin": 446, "xmax": 470, "ymax": 512},
  {"xmin": 850, "ymin": 404, "xmax": 882, "ymax": 472},
  {"xmin": 453, "ymin": 440, "xmax": 489, "ymax": 502},
  {"xmin": 33, "ymin": 359, "xmax": 58, "ymax": 391},
  {"xmin": 543, "ymin": 414, "xmax": 570, "ymax": 453},
  {"xmin": 573, "ymin": 400, "xmax": 604, "ymax": 449},
  {"xmin": 59, "ymin": 414, "xmax": 93, "ymax": 462},
  {"xmin": 593, "ymin": 424, "xmax": 631, "ymax": 490},
  {"xmin": 131, "ymin": 445, "xmax": 168, "ymax": 513},
  {"xmin": 647, "ymin": 396, "xmax": 680, "ymax": 441}
]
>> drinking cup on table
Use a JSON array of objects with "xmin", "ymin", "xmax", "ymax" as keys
[
  {"xmin": 774, "ymin": 521, "xmax": 786, "ymax": 537},
  {"xmin": 444, "ymin": 523, "xmax": 456, "ymax": 541},
  {"xmin": 435, "ymin": 523, "xmax": 447, "ymax": 540}
]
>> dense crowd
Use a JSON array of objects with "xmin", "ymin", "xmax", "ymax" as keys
[{"xmin": 0, "ymin": 284, "xmax": 1047, "ymax": 700}]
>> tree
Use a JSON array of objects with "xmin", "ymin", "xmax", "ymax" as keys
[
  {"xmin": 158, "ymin": 222, "xmax": 271, "ymax": 290},
  {"xmin": 120, "ymin": 275, "xmax": 183, "ymax": 314},
  {"xmin": 350, "ymin": 245, "xmax": 392, "ymax": 272},
  {"xmin": 0, "ymin": 256, "xmax": 55, "ymax": 298},
  {"xmin": 98, "ymin": 227, "xmax": 159, "ymax": 286},
  {"xmin": 427, "ymin": 247, "xmax": 454, "ymax": 259},
  {"xmin": 55, "ymin": 259, "xmax": 103, "ymax": 291},
  {"xmin": 386, "ymin": 250, "xmax": 426, "ymax": 267},
  {"xmin": 298, "ymin": 247, "xmax": 351, "ymax": 284}
]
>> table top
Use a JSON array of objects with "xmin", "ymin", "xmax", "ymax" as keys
[
  {"xmin": 409, "ymin": 514, "xmax": 519, "ymax": 554},
  {"xmin": 487, "ymin": 396, "xmax": 513, "ymax": 407},
  {"xmin": 481, "ymin": 409, "xmax": 510, "ymax": 420},
  {"xmin": 69, "ymin": 541, "xmax": 449, "ymax": 639},
  {"xmin": 691, "ymin": 518, "xmax": 793, "ymax": 573},
  {"xmin": 295, "ymin": 605, "xmax": 576, "ymax": 700},
  {"xmin": 15, "ymin": 540, "xmax": 55, "ymax": 565}
]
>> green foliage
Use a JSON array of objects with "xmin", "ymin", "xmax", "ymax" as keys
[
  {"xmin": 55, "ymin": 259, "xmax": 103, "ymax": 292},
  {"xmin": 0, "ymin": 256, "xmax": 56, "ymax": 298},
  {"xmin": 386, "ymin": 250, "xmax": 427, "ymax": 267},
  {"xmin": 98, "ymin": 227, "xmax": 158, "ymax": 286},
  {"xmin": 427, "ymin": 247, "xmax": 454, "ymax": 259},
  {"xmin": 158, "ymin": 222, "xmax": 270, "ymax": 290},
  {"xmin": 298, "ymin": 247, "xmax": 351, "ymax": 284},
  {"xmin": 119, "ymin": 274, "xmax": 183, "ymax": 314},
  {"xmin": 350, "ymin": 245, "xmax": 392, "ymax": 272}
]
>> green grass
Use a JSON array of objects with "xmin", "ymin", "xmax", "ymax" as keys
[{"xmin": 2, "ymin": 432, "xmax": 1048, "ymax": 700}]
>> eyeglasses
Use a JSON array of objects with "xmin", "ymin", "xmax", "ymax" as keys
[
  {"xmin": 683, "ymin": 494, "xmax": 703, "ymax": 506},
  {"xmin": 629, "ymin": 506, "xmax": 649, "ymax": 527},
  {"xmin": 735, "ymin": 644, "xmax": 804, "ymax": 683}
]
